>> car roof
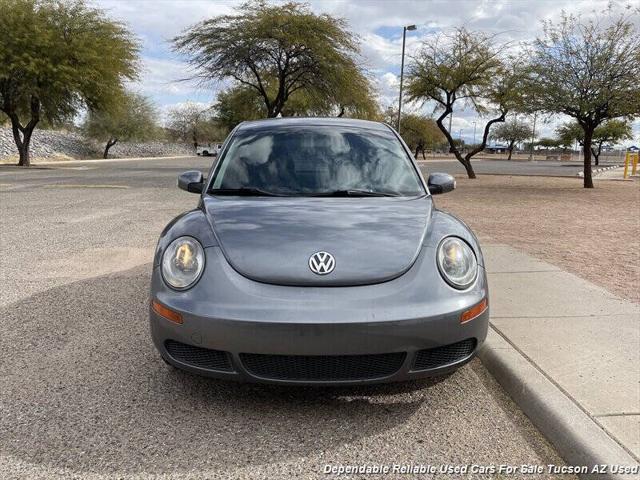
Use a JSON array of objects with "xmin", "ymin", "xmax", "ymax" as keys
[{"xmin": 236, "ymin": 117, "xmax": 392, "ymax": 132}]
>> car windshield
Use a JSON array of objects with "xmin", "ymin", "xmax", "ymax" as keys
[{"xmin": 209, "ymin": 125, "xmax": 425, "ymax": 196}]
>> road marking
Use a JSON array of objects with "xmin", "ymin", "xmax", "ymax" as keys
[
  {"xmin": 416, "ymin": 158, "xmax": 488, "ymax": 164},
  {"xmin": 53, "ymin": 166, "xmax": 96, "ymax": 170},
  {"xmin": 43, "ymin": 184, "xmax": 130, "ymax": 189},
  {"xmin": 416, "ymin": 159, "xmax": 461, "ymax": 164},
  {"xmin": 33, "ymin": 155, "xmax": 192, "ymax": 166}
]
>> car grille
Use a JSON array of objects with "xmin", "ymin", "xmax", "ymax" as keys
[
  {"xmin": 412, "ymin": 338, "xmax": 477, "ymax": 371},
  {"xmin": 239, "ymin": 352, "xmax": 407, "ymax": 382},
  {"xmin": 165, "ymin": 340, "xmax": 233, "ymax": 372}
]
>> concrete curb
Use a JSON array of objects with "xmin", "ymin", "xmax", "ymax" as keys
[
  {"xmin": 577, "ymin": 164, "xmax": 620, "ymax": 177},
  {"xmin": 479, "ymin": 328, "xmax": 639, "ymax": 479}
]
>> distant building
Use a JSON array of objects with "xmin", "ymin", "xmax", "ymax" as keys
[
  {"xmin": 485, "ymin": 143, "xmax": 509, "ymax": 153},
  {"xmin": 627, "ymin": 145, "xmax": 639, "ymax": 152}
]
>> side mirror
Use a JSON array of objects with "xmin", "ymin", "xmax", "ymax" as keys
[
  {"xmin": 178, "ymin": 170, "xmax": 204, "ymax": 194},
  {"xmin": 427, "ymin": 172, "xmax": 456, "ymax": 195}
]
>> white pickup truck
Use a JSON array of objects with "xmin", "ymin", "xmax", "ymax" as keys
[{"xmin": 196, "ymin": 143, "xmax": 223, "ymax": 156}]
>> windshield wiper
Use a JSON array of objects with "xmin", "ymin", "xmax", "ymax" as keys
[
  {"xmin": 209, "ymin": 187, "xmax": 288, "ymax": 197},
  {"xmin": 210, "ymin": 188, "xmax": 402, "ymax": 197},
  {"xmin": 309, "ymin": 189, "xmax": 401, "ymax": 197}
]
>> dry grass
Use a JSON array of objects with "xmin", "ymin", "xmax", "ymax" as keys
[{"xmin": 436, "ymin": 175, "xmax": 640, "ymax": 303}]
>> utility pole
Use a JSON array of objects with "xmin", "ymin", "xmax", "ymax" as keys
[
  {"xmin": 397, "ymin": 24, "xmax": 416, "ymax": 134},
  {"xmin": 577, "ymin": 139, "xmax": 582, "ymax": 163},
  {"xmin": 528, "ymin": 111, "xmax": 537, "ymax": 161}
]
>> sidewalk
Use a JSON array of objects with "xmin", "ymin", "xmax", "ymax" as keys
[
  {"xmin": 595, "ymin": 165, "xmax": 640, "ymax": 181},
  {"xmin": 577, "ymin": 164, "xmax": 621, "ymax": 178},
  {"xmin": 478, "ymin": 243, "xmax": 640, "ymax": 477}
]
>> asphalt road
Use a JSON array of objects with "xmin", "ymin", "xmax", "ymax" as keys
[{"xmin": 0, "ymin": 157, "xmax": 572, "ymax": 479}]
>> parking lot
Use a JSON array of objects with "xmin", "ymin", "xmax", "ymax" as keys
[
  {"xmin": 0, "ymin": 157, "xmax": 573, "ymax": 479},
  {"xmin": 417, "ymin": 157, "xmax": 620, "ymax": 177}
]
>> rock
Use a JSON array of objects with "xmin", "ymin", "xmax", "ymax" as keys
[{"xmin": 0, "ymin": 127, "xmax": 194, "ymax": 162}]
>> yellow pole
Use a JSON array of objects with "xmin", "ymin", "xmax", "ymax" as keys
[
  {"xmin": 632, "ymin": 153, "xmax": 638, "ymax": 176},
  {"xmin": 623, "ymin": 153, "xmax": 629, "ymax": 179}
]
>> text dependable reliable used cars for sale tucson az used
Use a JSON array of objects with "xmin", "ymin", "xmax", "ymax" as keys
[{"xmin": 149, "ymin": 117, "xmax": 489, "ymax": 385}]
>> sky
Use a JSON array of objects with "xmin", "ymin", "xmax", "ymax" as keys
[{"xmin": 93, "ymin": 0, "xmax": 639, "ymax": 146}]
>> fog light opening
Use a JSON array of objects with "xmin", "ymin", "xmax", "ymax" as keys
[
  {"xmin": 460, "ymin": 298, "xmax": 488, "ymax": 324},
  {"xmin": 152, "ymin": 300, "xmax": 183, "ymax": 324}
]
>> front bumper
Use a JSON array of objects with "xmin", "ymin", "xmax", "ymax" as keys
[{"xmin": 150, "ymin": 246, "xmax": 489, "ymax": 385}]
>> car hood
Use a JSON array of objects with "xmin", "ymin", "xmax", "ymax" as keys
[{"xmin": 202, "ymin": 195, "xmax": 432, "ymax": 286}]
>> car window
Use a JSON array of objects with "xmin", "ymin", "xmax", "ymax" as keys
[{"xmin": 210, "ymin": 125, "xmax": 425, "ymax": 196}]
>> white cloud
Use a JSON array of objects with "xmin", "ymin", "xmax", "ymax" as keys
[
  {"xmin": 91, "ymin": 0, "xmax": 640, "ymax": 147},
  {"xmin": 374, "ymin": 72, "xmax": 400, "ymax": 109},
  {"xmin": 134, "ymin": 58, "xmax": 194, "ymax": 95},
  {"xmin": 360, "ymin": 33, "xmax": 401, "ymax": 71},
  {"xmin": 96, "ymin": 0, "xmax": 235, "ymax": 42}
]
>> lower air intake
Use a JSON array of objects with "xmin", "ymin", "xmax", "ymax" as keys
[
  {"xmin": 240, "ymin": 352, "xmax": 406, "ymax": 382},
  {"xmin": 165, "ymin": 340, "xmax": 233, "ymax": 372},
  {"xmin": 413, "ymin": 338, "xmax": 477, "ymax": 371}
]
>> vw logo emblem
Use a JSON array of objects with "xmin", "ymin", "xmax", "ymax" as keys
[{"xmin": 309, "ymin": 251, "xmax": 335, "ymax": 275}]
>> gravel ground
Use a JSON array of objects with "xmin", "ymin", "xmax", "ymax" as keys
[
  {"xmin": 435, "ymin": 175, "xmax": 640, "ymax": 303},
  {"xmin": 0, "ymin": 159, "xmax": 573, "ymax": 479}
]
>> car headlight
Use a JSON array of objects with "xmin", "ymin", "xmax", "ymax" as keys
[
  {"xmin": 437, "ymin": 236, "xmax": 478, "ymax": 289},
  {"xmin": 161, "ymin": 236, "xmax": 205, "ymax": 290}
]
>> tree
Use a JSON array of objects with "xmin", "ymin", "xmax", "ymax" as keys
[
  {"xmin": 406, "ymin": 28, "xmax": 526, "ymax": 178},
  {"xmin": 556, "ymin": 120, "xmax": 632, "ymax": 165},
  {"xmin": 535, "ymin": 137, "xmax": 561, "ymax": 150},
  {"xmin": 214, "ymin": 87, "xmax": 267, "ymax": 132},
  {"xmin": 590, "ymin": 120, "xmax": 632, "ymax": 165},
  {"xmin": 279, "ymin": 73, "xmax": 379, "ymax": 119},
  {"xmin": 166, "ymin": 102, "xmax": 225, "ymax": 149},
  {"xmin": 529, "ymin": 10, "xmax": 640, "ymax": 187},
  {"xmin": 402, "ymin": 114, "xmax": 445, "ymax": 159},
  {"xmin": 555, "ymin": 122, "xmax": 583, "ymax": 150},
  {"xmin": 492, "ymin": 120, "xmax": 533, "ymax": 160},
  {"xmin": 173, "ymin": 1, "xmax": 374, "ymax": 118},
  {"xmin": 83, "ymin": 92, "xmax": 159, "ymax": 158},
  {"xmin": 0, "ymin": 0, "xmax": 139, "ymax": 166},
  {"xmin": 382, "ymin": 109, "xmax": 444, "ymax": 158},
  {"xmin": 214, "ymin": 76, "xmax": 378, "ymax": 132}
]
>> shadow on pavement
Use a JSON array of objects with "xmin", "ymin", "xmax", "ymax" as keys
[{"xmin": 0, "ymin": 264, "xmax": 446, "ymax": 475}]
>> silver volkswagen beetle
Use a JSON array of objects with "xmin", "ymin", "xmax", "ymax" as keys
[{"xmin": 150, "ymin": 118, "xmax": 489, "ymax": 385}]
